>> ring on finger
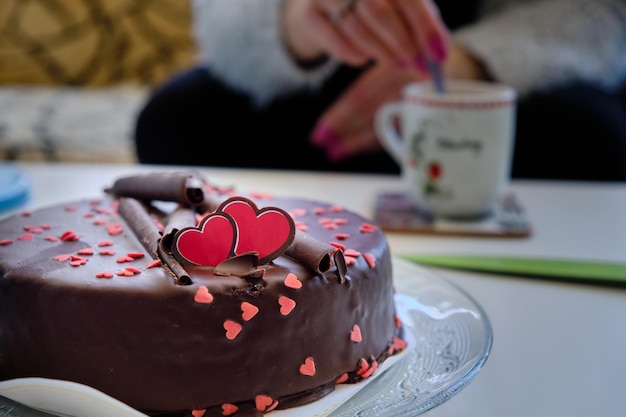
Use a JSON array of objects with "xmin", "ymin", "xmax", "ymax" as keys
[{"xmin": 329, "ymin": 0, "xmax": 357, "ymax": 23}]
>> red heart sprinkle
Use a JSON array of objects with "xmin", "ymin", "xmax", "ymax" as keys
[
  {"xmin": 221, "ymin": 404, "xmax": 238, "ymax": 416},
  {"xmin": 194, "ymin": 286, "xmax": 214, "ymax": 304},
  {"xmin": 191, "ymin": 410, "xmax": 206, "ymax": 417},
  {"xmin": 278, "ymin": 296, "xmax": 296, "ymax": 316},
  {"xmin": 351, "ymin": 324, "xmax": 362, "ymax": 343},
  {"xmin": 299, "ymin": 356, "xmax": 316, "ymax": 376},
  {"xmin": 284, "ymin": 273, "xmax": 302, "ymax": 289},
  {"xmin": 224, "ymin": 320, "xmax": 242, "ymax": 340},
  {"xmin": 241, "ymin": 302, "xmax": 259, "ymax": 321},
  {"xmin": 255, "ymin": 395, "xmax": 274, "ymax": 412}
]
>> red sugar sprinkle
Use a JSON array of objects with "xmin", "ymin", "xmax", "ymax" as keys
[
  {"xmin": 89, "ymin": 199, "xmax": 101, "ymax": 206},
  {"xmin": 116, "ymin": 255, "xmax": 133, "ymax": 263},
  {"xmin": 23, "ymin": 225, "xmax": 43, "ymax": 234},
  {"xmin": 96, "ymin": 272, "xmax": 114, "ymax": 279},
  {"xmin": 329, "ymin": 205, "xmax": 344, "ymax": 212},
  {"xmin": 83, "ymin": 212, "xmax": 95, "ymax": 218},
  {"xmin": 292, "ymin": 208, "xmax": 307, "ymax": 217},
  {"xmin": 278, "ymin": 295, "xmax": 296, "ymax": 315},
  {"xmin": 336, "ymin": 373, "xmax": 349, "ymax": 384},
  {"xmin": 344, "ymin": 256, "xmax": 357, "ymax": 266},
  {"xmin": 361, "ymin": 360, "xmax": 378, "ymax": 378},
  {"xmin": 18, "ymin": 233, "xmax": 34, "ymax": 241},
  {"xmin": 334, "ymin": 233, "xmax": 350, "ymax": 240},
  {"xmin": 296, "ymin": 223, "xmax": 309, "ymax": 232},
  {"xmin": 191, "ymin": 410, "xmax": 207, "ymax": 417},
  {"xmin": 98, "ymin": 240, "xmax": 114, "ymax": 247},
  {"xmin": 125, "ymin": 266, "xmax": 142, "ymax": 274},
  {"xmin": 221, "ymin": 404, "xmax": 238, "ymax": 416},
  {"xmin": 359, "ymin": 223, "xmax": 377, "ymax": 233},
  {"xmin": 64, "ymin": 205, "xmax": 77, "ymax": 212},
  {"xmin": 60, "ymin": 230, "xmax": 78, "ymax": 241},
  {"xmin": 318, "ymin": 217, "xmax": 334, "ymax": 224},
  {"xmin": 127, "ymin": 252, "xmax": 145, "ymax": 259},
  {"xmin": 322, "ymin": 223, "xmax": 338, "ymax": 230},
  {"xmin": 241, "ymin": 301, "xmax": 259, "ymax": 321},
  {"xmin": 70, "ymin": 259, "xmax": 87, "ymax": 267},
  {"xmin": 20, "ymin": 211, "xmax": 31, "ymax": 217},
  {"xmin": 394, "ymin": 314, "xmax": 402, "ymax": 328},
  {"xmin": 333, "ymin": 218, "xmax": 348, "ymax": 225},
  {"xmin": 117, "ymin": 270, "xmax": 134, "ymax": 277},
  {"xmin": 224, "ymin": 320, "xmax": 242, "ymax": 340},
  {"xmin": 329, "ymin": 241, "xmax": 346, "ymax": 251},
  {"xmin": 364, "ymin": 252, "xmax": 376, "ymax": 268},
  {"xmin": 284, "ymin": 273, "xmax": 303, "ymax": 289},
  {"xmin": 40, "ymin": 224, "xmax": 51, "ymax": 230},
  {"xmin": 194, "ymin": 286, "xmax": 214, "ymax": 304},
  {"xmin": 70, "ymin": 255, "xmax": 86, "ymax": 261},
  {"xmin": 0, "ymin": 239, "xmax": 13, "ymax": 246},
  {"xmin": 356, "ymin": 358, "xmax": 369, "ymax": 376},
  {"xmin": 93, "ymin": 219, "xmax": 106, "ymax": 226},
  {"xmin": 53, "ymin": 254, "xmax": 71, "ymax": 262},
  {"xmin": 255, "ymin": 395, "xmax": 278, "ymax": 413},
  {"xmin": 77, "ymin": 248, "xmax": 94, "ymax": 256},
  {"xmin": 45, "ymin": 236, "xmax": 59, "ymax": 242},
  {"xmin": 106, "ymin": 223, "xmax": 124, "ymax": 236},
  {"xmin": 313, "ymin": 207, "xmax": 327, "ymax": 215},
  {"xmin": 146, "ymin": 259, "xmax": 161, "ymax": 268},
  {"xmin": 343, "ymin": 249, "xmax": 361, "ymax": 258},
  {"xmin": 350, "ymin": 324, "xmax": 363, "ymax": 343},
  {"xmin": 99, "ymin": 249, "xmax": 116, "ymax": 256},
  {"xmin": 299, "ymin": 356, "xmax": 316, "ymax": 376}
]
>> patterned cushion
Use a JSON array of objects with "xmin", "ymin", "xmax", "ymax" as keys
[{"xmin": 0, "ymin": 0, "xmax": 196, "ymax": 86}]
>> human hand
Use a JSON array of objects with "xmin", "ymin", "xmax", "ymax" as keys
[
  {"xmin": 309, "ymin": 43, "xmax": 491, "ymax": 162},
  {"xmin": 310, "ymin": 63, "xmax": 425, "ymax": 161},
  {"xmin": 282, "ymin": 0, "xmax": 449, "ymax": 69}
]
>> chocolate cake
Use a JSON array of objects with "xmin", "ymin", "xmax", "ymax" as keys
[{"xmin": 0, "ymin": 172, "xmax": 406, "ymax": 417}]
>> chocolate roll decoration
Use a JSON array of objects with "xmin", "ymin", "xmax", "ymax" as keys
[
  {"xmin": 118, "ymin": 197, "xmax": 192, "ymax": 285},
  {"xmin": 160, "ymin": 206, "xmax": 199, "ymax": 254},
  {"xmin": 108, "ymin": 173, "xmax": 205, "ymax": 206},
  {"xmin": 286, "ymin": 229, "xmax": 347, "ymax": 282}
]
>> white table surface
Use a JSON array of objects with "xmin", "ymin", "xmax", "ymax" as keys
[{"xmin": 4, "ymin": 162, "xmax": 626, "ymax": 417}]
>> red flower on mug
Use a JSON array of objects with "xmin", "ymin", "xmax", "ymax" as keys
[{"xmin": 428, "ymin": 161, "xmax": 442, "ymax": 180}]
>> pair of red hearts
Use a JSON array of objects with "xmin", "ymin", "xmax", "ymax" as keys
[{"xmin": 172, "ymin": 197, "xmax": 295, "ymax": 267}]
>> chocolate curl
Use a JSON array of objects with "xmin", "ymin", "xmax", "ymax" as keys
[
  {"xmin": 160, "ymin": 206, "xmax": 198, "ymax": 254},
  {"xmin": 108, "ymin": 173, "xmax": 205, "ymax": 206},
  {"xmin": 286, "ymin": 229, "xmax": 347, "ymax": 283},
  {"xmin": 118, "ymin": 197, "xmax": 192, "ymax": 285}
]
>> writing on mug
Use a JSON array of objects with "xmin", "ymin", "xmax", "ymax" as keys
[{"xmin": 437, "ymin": 137, "xmax": 483, "ymax": 155}]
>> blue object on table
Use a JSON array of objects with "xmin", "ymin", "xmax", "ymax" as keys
[{"xmin": 0, "ymin": 165, "xmax": 30, "ymax": 211}]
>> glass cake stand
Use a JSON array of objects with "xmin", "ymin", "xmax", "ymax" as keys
[{"xmin": 328, "ymin": 258, "xmax": 493, "ymax": 417}]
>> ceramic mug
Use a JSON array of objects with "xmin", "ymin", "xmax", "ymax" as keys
[{"xmin": 375, "ymin": 80, "xmax": 517, "ymax": 219}]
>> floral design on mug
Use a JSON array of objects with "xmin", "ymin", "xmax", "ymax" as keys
[{"xmin": 424, "ymin": 161, "xmax": 443, "ymax": 195}]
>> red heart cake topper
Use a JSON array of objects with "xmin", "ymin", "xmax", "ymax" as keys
[
  {"xmin": 218, "ymin": 197, "xmax": 295, "ymax": 265},
  {"xmin": 172, "ymin": 213, "xmax": 237, "ymax": 266},
  {"xmin": 171, "ymin": 196, "xmax": 295, "ymax": 268}
]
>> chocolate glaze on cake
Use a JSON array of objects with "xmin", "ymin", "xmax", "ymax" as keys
[{"xmin": 0, "ymin": 173, "xmax": 405, "ymax": 416}]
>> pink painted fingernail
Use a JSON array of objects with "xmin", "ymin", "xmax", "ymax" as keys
[
  {"xmin": 326, "ymin": 143, "xmax": 349, "ymax": 162},
  {"xmin": 311, "ymin": 124, "xmax": 341, "ymax": 146},
  {"xmin": 427, "ymin": 35, "xmax": 447, "ymax": 62},
  {"xmin": 413, "ymin": 55, "xmax": 429, "ymax": 74}
]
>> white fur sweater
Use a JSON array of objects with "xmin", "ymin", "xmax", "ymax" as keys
[{"xmin": 192, "ymin": 0, "xmax": 626, "ymax": 106}]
